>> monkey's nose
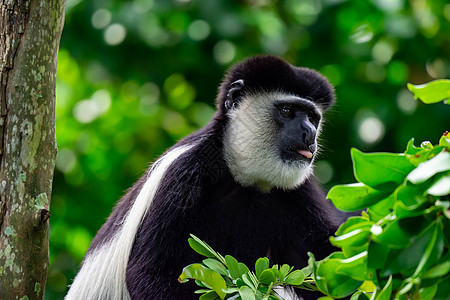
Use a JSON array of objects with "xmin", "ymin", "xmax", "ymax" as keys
[{"xmin": 301, "ymin": 131, "xmax": 316, "ymax": 147}]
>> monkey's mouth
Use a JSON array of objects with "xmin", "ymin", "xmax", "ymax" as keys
[
  {"xmin": 282, "ymin": 146, "xmax": 315, "ymax": 162},
  {"xmin": 298, "ymin": 149, "xmax": 313, "ymax": 159}
]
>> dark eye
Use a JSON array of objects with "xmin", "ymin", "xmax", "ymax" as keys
[
  {"xmin": 308, "ymin": 115, "xmax": 315, "ymax": 123},
  {"xmin": 280, "ymin": 106, "xmax": 294, "ymax": 118}
]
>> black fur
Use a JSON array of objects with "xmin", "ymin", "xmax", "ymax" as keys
[
  {"xmin": 87, "ymin": 56, "xmax": 342, "ymax": 299},
  {"xmin": 217, "ymin": 55, "xmax": 335, "ymax": 117}
]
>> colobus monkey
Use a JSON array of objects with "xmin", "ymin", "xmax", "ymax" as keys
[{"xmin": 66, "ymin": 56, "xmax": 345, "ymax": 300}]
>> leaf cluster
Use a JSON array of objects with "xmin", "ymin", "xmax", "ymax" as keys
[
  {"xmin": 179, "ymin": 235, "xmax": 312, "ymax": 300},
  {"xmin": 323, "ymin": 132, "xmax": 450, "ymax": 299}
]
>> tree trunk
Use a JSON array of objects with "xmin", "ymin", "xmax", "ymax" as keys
[{"xmin": 0, "ymin": 0, "xmax": 65, "ymax": 298}]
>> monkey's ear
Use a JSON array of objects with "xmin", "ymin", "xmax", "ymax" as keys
[{"xmin": 225, "ymin": 79, "xmax": 244, "ymax": 110}]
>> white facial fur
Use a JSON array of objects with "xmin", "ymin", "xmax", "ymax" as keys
[{"xmin": 223, "ymin": 92, "xmax": 322, "ymax": 192}]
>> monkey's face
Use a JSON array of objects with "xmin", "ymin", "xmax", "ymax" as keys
[
  {"xmin": 223, "ymin": 92, "xmax": 322, "ymax": 192},
  {"xmin": 272, "ymin": 96, "xmax": 321, "ymax": 164}
]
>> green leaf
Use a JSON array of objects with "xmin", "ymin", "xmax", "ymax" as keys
[
  {"xmin": 239, "ymin": 263, "xmax": 250, "ymax": 278},
  {"xmin": 405, "ymin": 138, "xmax": 422, "ymax": 156},
  {"xmin": 439, "ymin": 132, "xmax": 450, "ymax": 148},
  {"xmin": 434, "ymin": 275, "xmax": 450, "ymax": 300},
  {"xmin": 373, "ymin": 217, "xmax": 428, "ymax": 248},
  {"xmin": 199, "ymin": 290, "xmax": 220, "ymax": 300},
  {"xmin": 336, "ymin": 251, "xmax": 373, "ymax": 281},
  {"xmin": 336, "ymin": 217, "xmax": 373, "ymax": 236},
  {"xmin": 331, "ymin": 227, "xmax": 371, "ymax": 248},
  {"xmin": 427, "ymin": 173, "xmax": 450, "ymax": 196},
  {"xmin": 239, "ymin": 285, "xmax": 256, "ymax": 300},
  {"xmin": 351, "ymin": 149, "xmax": 415, "ymax": 190},
  {"xmin": 380, "ymin": 221, "xmax": 441, "ymax": 276},
  {"xmin": 315, "ymin": 256, "xmax": 363, "ymax": 298},
  {"xmin": 350, "ymin": 291, "xmax": 370, "ymax": 300},
  {"xmin": 327, "ymin": 183, "xmax": 392, "ymax": 212},
  {"xmin": 422, "ymin": 261, "xmax": 450, "ymax": 279},
  {"xmin": 203, "ymin": 258, "xmax": 229, "ymax": 276},
  {"xmin": 407, "ymin": 151, "xmax": 450, "ymax": 184},
  {"xmin": 284, "ymin": 270, "xmax": 305, "ymax": 285},
  {"xmin": 242, "ymin": 273, "xmax": 256, "ymax": 292},
  {"xmin": 236, "ymin": 278, "xmax": 245, "ymax": 288},
  {"xmin": 367, "ymin": 194, "xmax": 395, "ymax": 221},
  {"xmin": 189, "ymin": 235, "xmax": 225, "ymax": 264},
  {"xmin": 414, "ymin": 222, "xmax": 445, "ymax": 276},
  {"xmin": 418, "ymin": 284, "xmax": 438, "ymax": 300},
  {"xmin": 270, "ymin": 266, "xmax": 280, "ymax": 279},
  {"xmin": 225, "ymin": 255, "xmax": 241, "ymax": 279},
  {"xmin": 395, "ymin": 181, "xmax": 429, "ymax": 210},
  {"xmin": 301, "ymin": 265, "xmax": 313, "ymax": 277},
  {"xmin": 407, "ymin": 79, "xmax": 450, "ymax": 104},
  {"xmin": 406, "ymin": 146, "xmax": 447, "ymax": 167},
  {"xmin": 179, "ymin": 264, "xmax": 227, "ymax": 299},
  {"xmin": 189, "ymin": 238, "xmax": 217, "ymax": 259},
  {"xmin": 255, "ymin": 257, "xmax": 269, "ymax": 278},
  {"xmin": 375, "ymin": 275, "xmax": 392, "ymax": 300},
  {"xmin": 279, "ymin": 264, "xmax": 291, "ymax": 280},
  {"xmin": 367, "ymin": 242, "xmax": 390, "ymax": 269},
  {"xmin": 396, "ymin": 280, "xmax": 413, "ymax": 296},
  {"xmin": 195, "ymin": 289, "xmax": 214, "ymax": 294},
  {"xmin": 222, "ymin": 287, "xmax": 239, "ymax": 294},
  {"xmin": 259, "ymin": 269, "xmax": 277, "ymax": 285},
  {"xmin": 308, "ymin": 253, "xmax": 328, "ymax": 294}
]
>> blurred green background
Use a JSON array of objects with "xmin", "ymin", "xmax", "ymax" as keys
[{"xmin": 47, "ymin": 0, "xmax": 450, "ymax": 298}]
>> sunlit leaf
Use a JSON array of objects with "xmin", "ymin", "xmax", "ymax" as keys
[
  {"xmin": 239, "ymin": 285, "xmax": 256, "ymax": 300},
  {"xmin": 327, "ymin": 183, "xmax": 391, "ymax": 211},
  {"xmin": 351, "ymin": 149, "xmax": 415, "ymax": 190},
  {"xmin": 407, "ymin": 151, "xmax": 450, "ymax": 184},
  {"xmin": 179, "ymin": 264, "xmax": 227, "ymax": 299},
  {"xmin": 439, "ymin": 132, "xmax": 450, "ymax": 148},
  {"xmin": 336, "ymin": 251, "xmax": 373, "ymax": 281},
  {"xmin": 203, "ymin": 258, "xmax": 228, "ymax": 276},
  {"xmin": 225, "ymin": 255, "xmax": 241, "ymax": 280},
  {"xmin": 189, "ymin": 235, "xmax": 225, "ymax": 263},
  {"xmin": 422, "ymin": 261, "xmax": 450, "ymax": 279},
  {"xmin": 407, "ymin": 80, "xmax": 450, "ymax": 104},
  {"xmin": 316, "ymin": 257, "xmax": 363, "ymax": 298},
  {"xmin": 259, "ymin": 269, "xmax": 277, "ymax": 285},
  {"xmin": 279, "ymin": 264, "xmax": 291, "ymax": 280},
  {"xmin": 404, "ymin": 138, "xmax": 422, "ymax": 155},
  {"xmin": 255, "ymin": 257, "xmax": 269, "ymax": 278},
  {"xmin": 242, "ymin": 273, "xmax": 256, "ymax": 292},
  {"xmin": 284, "ymin": 270, "xmax": 305, "ymax": 285},
  {"xmin": 239, "ymin": 263, "xmax": 250, "ymax": 278},
  {"xmin": 358, "ymin": 281, "xmax": 375, "ymax": 293},
  {"xmin": 427, "ymin": 173, "xmax": 450, "ymax": 196},
  {"xmin": 395, "ymin": 182, "xmax": 428, "ymax": 210}
]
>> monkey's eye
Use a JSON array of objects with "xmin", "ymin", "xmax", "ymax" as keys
[
  {"xmin": 308, "ymin": 115, "xmax": 315, "ymax": 124},
  {"xmin": 280, "ymin": 106, "xmax": 294, "ymax": 118}
]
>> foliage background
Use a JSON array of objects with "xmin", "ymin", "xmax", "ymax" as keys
[{"xmin": 47, "ymin": 0, "xmax": 450, "ymax": 298}]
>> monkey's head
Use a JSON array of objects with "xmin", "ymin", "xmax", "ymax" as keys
[{"xmin": 218, "ymin": 56, "xmax": 335, "ymax": 192}]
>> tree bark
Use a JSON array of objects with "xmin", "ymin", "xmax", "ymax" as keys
[{"xmin": 0, "ymin": 0, "xmax": 65, "ymax": 298}]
